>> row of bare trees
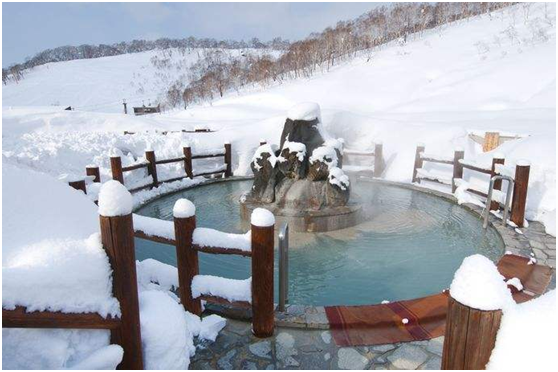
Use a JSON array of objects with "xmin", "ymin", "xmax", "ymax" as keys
[
  {"xmin": 2, "ymin": 36, "xmax": 290, "ymax": 85},
  {"xmin": 175, "ymin": 2, "xmax": 516, "ymax": 109}
]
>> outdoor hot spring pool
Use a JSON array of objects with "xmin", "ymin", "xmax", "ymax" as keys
[{"xmin": 135, "ymin": 179, "xmax": 504, "ymax": 306}]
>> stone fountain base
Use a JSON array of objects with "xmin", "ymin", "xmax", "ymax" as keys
[{"xmin": 240, "ymin": 200, "xmax": 362, "ymax": 232}]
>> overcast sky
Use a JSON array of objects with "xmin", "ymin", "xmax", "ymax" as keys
[{"xmin": 2, "ymin": 2, "xmax": 385, "ymax": 67}]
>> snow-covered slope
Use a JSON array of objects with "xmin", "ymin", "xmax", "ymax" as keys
[
  {"xmin": 2, "ymin": 3, "xmax": 556, "ymax": 235},
  {"xmin": 2, "ymin": 48, "xmax": 280, "ymax": 113}
]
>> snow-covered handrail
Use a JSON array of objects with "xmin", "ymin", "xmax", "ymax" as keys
[{"xmin": 193, "ymin": 228, "xmax": 251, "ymax": 256}]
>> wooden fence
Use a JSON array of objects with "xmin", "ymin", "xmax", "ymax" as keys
[
  {"xmin": 135, "ymin": 206, "xmax": 276, "ymax": 338},
  {"xmin": 3, "ymin": 204, "xmax": 144, "ymax": 369},
  {"xmin": 343, "ymin": 142, "xmax": 385, "ymax": 178},
  {"xmin": 412, "ymin": 145, "xmax": 530, "ymax": 227},
  {"xmin": 68, "ymin": 143, "xmax": 233, "ymax": 197}
]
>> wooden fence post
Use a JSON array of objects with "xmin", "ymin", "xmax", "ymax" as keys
[
  {"xmin": 452, "ymin": 147, "xmax": 465, "ymax": 193},
  {"xmin": 259, "ymin": 139, "xmax": 267, "ymax": 146},
  {"xmin": 510, "ymin": 161, "xmax": 530, "ymax": 228},
  {"xmin": 68, "ymin": 179, "xmax": 87, "ymax": 194},
  {"xmin": 183, "ymin": 147, "xmax": 193, "ymax": 179},
  {"xmin": 251, "ymin": 209, "xmax": 275, "ymax": 338},
  {"xmin": 442, "ymin": 296, "xmax": 502, "ymax": 369},
  {"xmin": 412, "ymin": 144, "xmax": 425, "ymax": 183},
  {"xmin": 86, "ymin": 166, "xmax": 101, "ymax": 183},
  {"xmin": 145, "ymin": 150, "xmax": 158, "ymax": 187},
  {"xmin": 483, "ymin": 132, "xmax": 500, "ymax": 152},
  {"xmin": 224, "ymin": 142, "xmax": 233, "ymax": 178},
  {"xmin": 490, "ymin": 154, "xmax": 505, "ymax": 211},
  {"xmin": 98, "ymin": 182, "xmax": 143, "ymax": 370},
  {"xmin": 110, "ymin": 156, "xmax": 124, "ymax": 184},
  {"xmin": 374, "ymin": 142, "xmax": 384, "ymax": 177},
  {"xmin": 173, "ymin": 199, "xmax": 202, "ymax": 316}
]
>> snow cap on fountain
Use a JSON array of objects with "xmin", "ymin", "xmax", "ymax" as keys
[
  {"xmin": 98, "ymin": 180, "xmax": 133, "ymax": 217},
  {"xmin": 287, "ymin": 102, "xmax": 321, "ymax": 122},
  {"xmin": 173, "ymin": 198, "xmax": 196, "ymax": 218},
  {"xmin": 251, "ymin": 208, "xmax": 275, "ymax": 227}
]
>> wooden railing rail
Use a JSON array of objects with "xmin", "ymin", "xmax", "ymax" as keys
[{"xmin": 2, "ymin": 306, "xmax": 121, "ymax": 330}]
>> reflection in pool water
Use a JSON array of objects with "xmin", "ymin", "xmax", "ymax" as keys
[{"xmin": 135, "ymin": 179, "xmax": 503, "ymax": 306}]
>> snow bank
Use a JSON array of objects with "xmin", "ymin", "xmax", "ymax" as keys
[
  {"xmin": 449, "ymin": 255, "xmax": 513, "ymax": 311},
  {"xmin": 173, "ymin": 198, "xmax": 196, "ymax": 218},
  {"xmin": 287, "ymin": 102, "xmax": 321, "ymax": 121},
  {"xmin": 66, "ymin": 345, "xmax": 123, "ymax": 370},
  {"xmin": 251, "ymin": 208, "xmax": 275, "ymax": 227},
  {"xmin": 193, "ymin": 228, "xmax": 251, "ymax": 252},
  {"xmin": 136, "ymin": 259, "xmax": 179, "ymax": 292},
  {"xmin": 98, "ymin": 180, "xmax": 133, "ymax": 217},
  {"xmin": 328, "ymin": 167, "xmax": 350, "ymax": 190},
  {"xmin": 139, "ymin": 290, "xmax": 195, "ymax": 370},
  {"xmin": 199, "ymin": 315, "xmax": 228, "ymax": 342},
  {"xmin": 191, "ymin": 275, "xmax": 252, "ymax": 303},
  {"xmin": 487, "ymin": 290, "xmax": 556, "ymax": 369}
]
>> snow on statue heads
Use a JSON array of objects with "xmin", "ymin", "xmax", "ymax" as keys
[{"xmin": 98, "ymin": 180, "xmax": 133, "ymax": 217}]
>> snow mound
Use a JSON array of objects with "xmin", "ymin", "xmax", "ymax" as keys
[
  {"xmin": 98, "ymin": 180, "xmax": 133, "ymax": 217},
  {"xmin": 328, "ymin": 167, "xmax": 350, "ymax": 190},
  {"xmin": 487, "ymin": 290, "xmax": 556, "ymax": 369},
  {"xmin": 287, "ymin": 102, "xmax": 321, "ymax": 121},
  {"xmin": 310, "ymin": 145, "xmax": 339, "ymax": 169},
  {"xmin": 449, "ymin": 254, "xmax": 513, "ymax": 311},
  {"xmin": 193, "ymin": 228, "xmax": 251, "ymax": 251},
  {"xmin": 251, "ymin": 208, "xmax": 275, "ymax": 227},
  {"xmin": 173, "ymin": 198, "xmax": 196, "ymax": 218},
  {"xmin": 139, "ymin": 290, "xmax": 195, "ymax": 370}
]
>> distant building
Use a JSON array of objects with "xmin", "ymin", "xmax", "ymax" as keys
[{"xmin": 133, "ymin": 104, "xmax": 161, "ymax": 116}]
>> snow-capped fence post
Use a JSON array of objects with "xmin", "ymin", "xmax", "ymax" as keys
[
  {"xmin": 251, "ymin": 208, "xmax": 275, "ymax": 338},
  {"xmin": 183, "ymin": 146, "xmax": 193, "ymax": 179},
  {"xmin": 412, "ymin": 143, "xmax": 425, "ymax": 183},
  {"xmin": 374, "ymin": 142, "xmax": 384, "ymax": 177},
  {"xmin": 259, "ymin": 139, "xmax": 267, "ymax": 146},
  {"xmin": 86, "ymin": 166, "xmax": 101, "ymax": 183},
  {"xmin": 98, "ymin": 181, "xmax": 143, "ymax": 370},
  {"xmin": 452, "ymin": 148, "xmax": 465, "ymax": 193},
  {"xmin": 173, "ymin": 199, "xmax": 202, "ymax": 316},
  {"xmin": 145, "ymin": 150, "xmax": 158, "ymax": 187},
  {"xmin": 441, "ymin": 255, "xmax": 511, "ymax": 370},
  {"xmin": 490, "ymin": 154, "xmax": 505, "ymax": 211},
  {"xmin": 110, "ymin": 156, "xmax": 124, "ymax": 184},
  {"xmin": 224, "ymin": 142, "xmax": 233, "ymax": 178},
  {"xmin": 68, "ymin": 179, "xmax": 87, "ymax": 194},
  {"xmin": 510, "ymin": 161, "xmax": 530, "ymax": 227}
]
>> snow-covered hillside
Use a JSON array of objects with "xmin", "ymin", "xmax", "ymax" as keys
[
  {"xmin": 2, "ymin": 48, "xmax": 280, "ymax": 112},
  {"xmin": 3, "ymin": 3, "xmax": 555, "ymax": 233}
]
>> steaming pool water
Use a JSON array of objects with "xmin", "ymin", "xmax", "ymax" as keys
[{"xmin": 135, "ymin": 179, "xmax": 504, "ymax": 306}]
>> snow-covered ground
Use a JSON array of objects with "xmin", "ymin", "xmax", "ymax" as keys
[
  {"xmin": 3, "ymin": 3, "xmax": 555, "ymax": 233},
  {"xmin": 2, "ymin": 48, "xmax": 281, "ymax": 113},
  {"xmin": 2, "ymin": 3, "xmax": 556, "ymax": 369}
]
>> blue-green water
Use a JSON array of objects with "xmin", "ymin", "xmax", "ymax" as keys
[{"xmin": 135, "ymin": 180, "xmax": 504, "ymax": 306}]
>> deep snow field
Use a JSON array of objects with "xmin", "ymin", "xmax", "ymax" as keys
[{"xmin": 2, "ymin": 2, "xmax": 556, "ymax": 369}]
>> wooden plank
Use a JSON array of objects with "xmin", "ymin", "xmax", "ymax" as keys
[
  {"xmin": 461, "ymin": 162, "xmax": 493, "ymax": 175},
  {"xmin": 193, "ymin": 244, "xmax": 252, "ymax": 257},
  {"xmin": 2, "ymin": 307, "xmax": 121, "ymax": 329},
  {"xmin": 145, "ymin": 150, "xmax": 158, "ymax": 187},
  {"xmin": 511, "ymin": 163, "xmax": 530, "ymax": 227},
  {"xmin": 134, "ymin": 230, "xmax": 175, "ymax": 245},
  {"xmin": 127, "ymin": 183, "xmax": 153, "ymax": 194},
  {"xmin": 86, "ymin": 166, "xmax": 101, "ymax": 183},
  {"xmin": 198, "ymin": 295, "xmax": 251, "ymax": 309},
  {"xmin": 155, "ymin": 156, "xmax": 186, "ymax": 165},
  {"xmin": 452, "ymin": 149, "xmax": 465, "ymax": 193},
  {"xmin": 110, "ymin": 156, "xmax": 124, "ymax": 184},
  {"xmin": 421, "ymin": 156, "xmax": 454, "ymax": 165},
  {"xmin": 412, "ymin": 145, "xmax": 425, "ymax": 183},
  {"xmin": 483, "ymin": 132, "xmax": 500, "ymax": 152},
  {"xmin": 194, "ymin": 170, "xmax": 225, "ymax": 178},
  {"xmin": 191, "ymin": 153, "xmax": 225, "ymax": 159},
  {"xmin": 157, "ymin": 175, "xmax": 188, "ymax": 184},
  {"xmin": 122, "ymin": 162, "xmax": 148, "ymax": 172}
]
